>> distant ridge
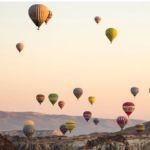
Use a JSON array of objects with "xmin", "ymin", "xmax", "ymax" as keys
[{"xmin": 0, "ymin": 111, "xmax": 145, "ymax": 135}]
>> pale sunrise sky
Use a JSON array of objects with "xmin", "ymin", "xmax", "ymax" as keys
[{"xmin": 0, "ymin": 1, "xmax": 150, "ymax": 120}]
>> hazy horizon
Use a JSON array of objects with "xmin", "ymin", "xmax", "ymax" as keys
[{"xmin": 0, "ymin": 1, "xmax": 150, "ymax": 120}]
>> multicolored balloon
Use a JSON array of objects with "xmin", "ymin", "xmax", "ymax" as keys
[
  {"xmin": 28, "ymin": 4, "xmax": 52, "ymax": 30},
  {"xmin": 116, "ymin": 116, "xmax": 128, "ymax": 130},
  {"xmin": 105, "ymin": 28, "xmax": 117, "ymax": 43},
  {"xmin": 136, "ymin": 124, "xmax": 145, "ymax": 134},
  {"xmin": 123, "ymin": 102, "xmax": 135, "ymax": 117},
  {"xmin": 23, "ymin": 125, "xmax": 35, "ymax": 138}
]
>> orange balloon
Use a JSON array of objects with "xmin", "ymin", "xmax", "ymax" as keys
[{"xmin": 58, "ymin": 101, "xmax": 65, "ymax": 109}]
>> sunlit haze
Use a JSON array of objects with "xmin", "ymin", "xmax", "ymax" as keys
[{"xmin": 0, "ymin": 1, "xmax": 150, "ymax": 120}]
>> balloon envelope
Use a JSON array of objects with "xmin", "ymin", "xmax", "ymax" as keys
[
  {"xmin": 16, "ymin": 43, "xmax": 24, "ymax": 52},
  {"xmin": 94, "ymin": 16, "xmax": 101, "ymax": 24},
  {"xmin": 58, "ymin": 101, "xmax": 65, "ymax": 109},
  {"xmin": 23, "ymin": 120, "xmax": 35, "ymax": 126},
  {"xmin": 73, "ymin": 88, "xmax": 83, "ymax": 99},
  {"xmin": 65, "ymin": 121, "xmax": 76, "ymax": 133},
  {"xmin": 23, "ymin": 125, "xmax": 35, "ymax": 138},
  {"xmin": 116, "ymin": 116, "xmax": 128, "ymax": 130},
  {"xmin": 60, "ymin": 124, "xmax": 68, "ymax": 135},
  {"xmin": 136, "ymin": 124, "xmax": 145, "ymax": 133},
  {"xmin": 48, "ymin": 93, "xmax": 58, "ymax": 105},
  {"xmin": 28, "ymin": 4, "xmax": 51, "ymax": 29},
  {"xmin": 83, "ymin": 111, "xmax": 92, "ymax": 122},
  {"xmin": 130, "ymin": 87, "xmax": 139, "ymax": 97},
  {"xmin": 88, "ymin": 96, "xmax": 96, "ymax": 105},
  {"xmin": 93, "ymin": 118, "xmax": 99, "ymax": 125},
  {"xmin": 123, "ymin": 102, "xmax": 135, "ymax": 117},
  {"xmin": 36, "ymin": 94, "xmax": 45, "ymax": 104},
  {"xmin": 45, "ymin": 10, "xmax": 52, "ymax": 24},
  {"xmin": 105, "ymin": 28, "xmax": 117, "ymax": 43}
]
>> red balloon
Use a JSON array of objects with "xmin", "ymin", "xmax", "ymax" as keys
[
  {"xmin": 83, "ymin": 111, "xmax": 92, "ymax": 122},
  {"xmin": 123, "ymin": 102, "xmax": 135, "ymax": 117},
  {"xmin": 117, "ymin": 116, "xmax": 128, "ymax": 130},
  {"xmin": 36, "ymin": 94, "xmax": 45, "ymax": 105},
  {"xmin": 58, "ymin": 101, "xmax": 65, "ymax": 109}
]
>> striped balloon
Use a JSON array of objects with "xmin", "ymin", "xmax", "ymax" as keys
[
  {"xmin": 123, "ymin": 102, "xmax": 135, "ymax": 117},
  {"xmin": 16, "ymin": 43, "xmax": 24, "ymax": 52},
  {"xmin": 28, "ymin": 4, "xmax": 52, "ymax": 29},
  {"xmin": 117, "ymin": 116, "xmax": 128, "ymax": 130}
]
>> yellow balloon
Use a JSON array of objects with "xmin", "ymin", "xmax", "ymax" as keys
[
  {"xmin": 105, "ymin": 28, "xmax": 117, "ymax": 43},
  {"xmin": 23, "ymin": 120, "xmax": 35, "ymax": 126},
  {"xmin": 65, "ymin": 121, "xmax": 76, "ymax": 133},
  {"xmin": 136, "ymin": 124, "xmax": 145, "ymax": 133},
  {"xmin": 88, "ymin": 96, "xmax": 96, "ymax": 105}
]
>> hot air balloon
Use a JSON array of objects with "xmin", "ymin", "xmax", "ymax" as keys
[
  {"xmin": 73, "ymin": 88, "xmax": 83, "ymax": 99},
  {"xmin": 123, "ymin": 102, "xmax": 135, "ymax": 117},
  {"xmin": 58, "ymin": 101, "xmax": 65, "ymax": 109},
  {"xmin": 94, "ymin": 16, "xmax": 101, "ymax": 24},
  {"xmin": 136, "ymin": 124, "xmax": 145, "ymax": 134},
  {"xmin": 88, "ymin": 96, "xmax": 96, "ymax": 105},
  {"xmin": 65, "ymin": 121, "xmax": 76, "ymax": 133},
  {"xmin": 36, "ymin": 94, "xmax": 45, "ymax": 105},
  {"xmin": 24, "ymin": 120, "xmax": 35, "ymax": 126},
  {"xmin": 23, "ymin": 124, "xmax": 35, "ymax": 138},
  {"xmin": 116, "ymin": 116, "xmax": 128, "ymax": 130},
  {"xmin": 45, "ymin": 10, "xmax": 53, "ymax": 24},
  {"xmin": 28, "ymin": 4, "xmax": 52, "ymax": 30},
  {"xmin": 16, "ymin": 43, "xmax": 24, "ymax": 52},
  {"xmin": 93, "ymin": 118, "xmax": 99, "ymax": 125},
  {"xmin": 60, "ymin": 124, "xmax": 68, "ymax": 135},
  {"xmin": 48, "ymin": 93, "xmax": 58, "ymax": 105},
  {"xmin": 83, "ymin": 111, "xmax": 92, "ymax": 122},
  {"xmin": 130, "ymin": 87, "xmax": 139, "ymax": 97},
  {"xmin": 105, "ymin": 28, "xmax": 117, "ymax": 43}
]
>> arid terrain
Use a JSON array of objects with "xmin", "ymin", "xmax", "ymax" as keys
[
  {"xmin": 1, "ymin": 132, "xmax": 150, "ymax": 150},
  {"xmin": 0, "ymin": 111, "xmax": 149, "ymax": 149}
]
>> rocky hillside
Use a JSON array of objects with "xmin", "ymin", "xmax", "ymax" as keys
[
  {"xmin": 0, "ymin": 134, "xmax": 16, "ymax": 150},
  {"xmin": 4, "ymin": 133, "xmax": 150, "ymax": 150}
]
